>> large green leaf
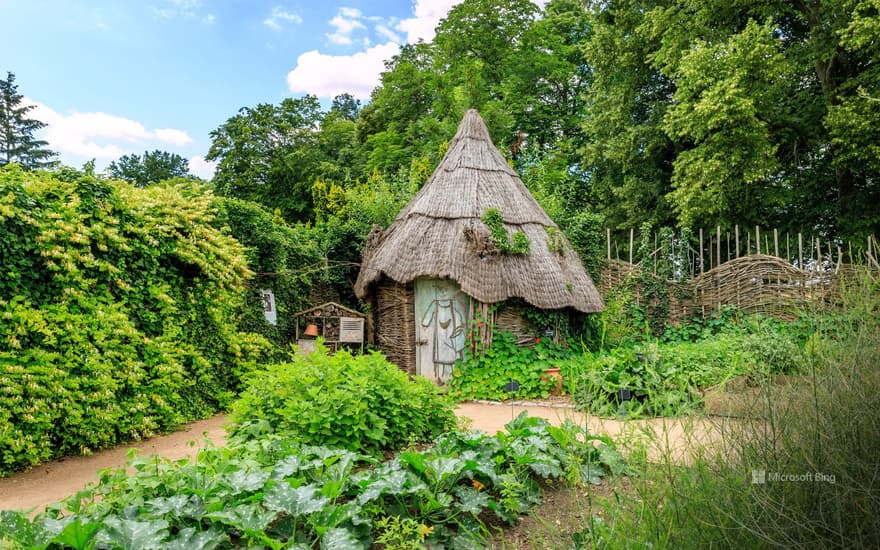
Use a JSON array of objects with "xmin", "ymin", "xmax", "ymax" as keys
[
  {"xmin": 205, "ymin": 503, "xmax": 277, "ymax": 532},
  {"xmin": 51, "ymin": 519, "xmax": 101, "ymax": 550},
  {"xmin": 142, "ymin": 494, "xmax": 203, "ymax": 520},
  {"xmin": 454, "ymin": 485, "xmax": 491, "ymax": 515},
  {"xmin": 2, "ymin": 510, "xmax": 53, "ymax": 548},
  {"xmin": 162, "ymin": 526, "xmax": 228, "ymax": 550},
  {"xmin": 224, "ymin": 469, "xmax": 271, "ymax": 494},
  {"xmin": 97, "ymin": 517, "xmax": 170, "ymax": 550},
  {"xmin": 321, "ymin": 526, "xmax": 365, "ymax": 549},
  {"xmin": 263, "ymin": 482, "xmax": 329, "ymax": 517}
]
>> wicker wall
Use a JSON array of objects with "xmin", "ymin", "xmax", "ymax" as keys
[
  {"xmin": 376, "ymin": 280, "xmax": 416, "ymax": 375},
  {"xmin": 601, "ymin": 254, "xmax": 841, "ymax": 322}
]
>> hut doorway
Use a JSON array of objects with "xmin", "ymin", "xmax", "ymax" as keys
[{"xmin": 414, "ymin": 278, "xmax": 469, "ymax": 382}]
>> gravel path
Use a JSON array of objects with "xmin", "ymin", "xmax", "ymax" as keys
[{"xmin": 0, "ymin": 401, "xmax": 721, "ymax": 513}]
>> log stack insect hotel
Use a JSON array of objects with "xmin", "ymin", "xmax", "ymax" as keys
[{"xmin": 355, "ymin": 109, "xmax": 604, "ymax": 382}]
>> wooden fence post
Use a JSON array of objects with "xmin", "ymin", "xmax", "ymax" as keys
[
  {"xmin": 786, "ymin": 232, "xmax": 790, "ymax": 263},
  {"xmin": 699, "ymin": 228, "xmax": 704, "ymax": 273},
  {"xmin": 735, "ymin": 225, "xmax": 740, "ymax": 258},
  {"xmin": 606, "ymin": 228, "xmax": 611, "ymax": 261},
  {"xmin": 654, "ymin": 233, "xmax": 658, "ymax": 274},
  {"xmin": 756, "ymin": 226, "xmax": 761, "ymax": 255},
  {"xmin": 726, "ymin": 231, "xmax": 730, "ymax": 263},
  {"xmin": 629, "ymin": 228, "xmax": 634, "ymax": 265},
  {"xmin": 717, "ymin": 226, "xmax": 721, "ymax": 267},
  {"xmin": 798, "ymin": 233, "xmax": 803, "ymax": 269},
  {"xmin": 774, "ymin": 228, "xmax": 779, "ymax": 258}
]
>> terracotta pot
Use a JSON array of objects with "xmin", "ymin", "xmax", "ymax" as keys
[
  {"xmin": 541, "ymin": 367, "xmax": 563, "ymax": 395},
  {"xmin": 303, "ymin": 323, "xmax": 319, "ymax": 337}
]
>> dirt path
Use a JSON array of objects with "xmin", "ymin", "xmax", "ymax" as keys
[{"xmin": 0, "ymin": 402, "xmax": 722, "ymax": 513}]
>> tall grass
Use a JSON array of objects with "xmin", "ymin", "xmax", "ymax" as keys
[{"xmin": 578, "ymin": 270, "xmax": 880, "ymax": 548}]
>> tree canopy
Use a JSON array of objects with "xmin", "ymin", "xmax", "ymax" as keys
[
  {"xmin": 0, "ymin": 72, "xmax": 57, "ymax": 170},
  {"xmin": 107, "ymin": 149, "xmax": 193, "ymax": 187}
]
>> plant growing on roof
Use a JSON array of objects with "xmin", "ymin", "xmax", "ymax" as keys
[
  {"xmin": 546, "ymin": 226, "xmax": 566, "ymax": 255},
  {"xmin": 481, "ymin": 208, "xmax": 530, "ymax": 255}
]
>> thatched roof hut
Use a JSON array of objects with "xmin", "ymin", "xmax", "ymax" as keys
[{"xmin": 355, "ymin": 109, "xmax": 603, "ymax": 381}]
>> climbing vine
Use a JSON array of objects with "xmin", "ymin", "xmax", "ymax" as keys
[
  {"xmin": 546, "ymin": 226, "xmax": 566, "ymax": 255},
  {"xmin": 481, "ymin": 208, "xmax": 530, "ymax": 255}
]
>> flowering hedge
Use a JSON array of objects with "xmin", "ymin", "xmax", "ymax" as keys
[{"xmin": 0, "ymin": 165, "xmax": 267, "ymax": 475}]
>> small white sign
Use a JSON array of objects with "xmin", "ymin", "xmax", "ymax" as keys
[{"xmin": 260, "ymin": 289, "xmax": 277, "ymax": 325}]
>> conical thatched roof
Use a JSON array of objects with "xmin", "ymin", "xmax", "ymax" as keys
[{"xmin": 354, "ymin": 109, "xmax": 603, "ymax": 313}]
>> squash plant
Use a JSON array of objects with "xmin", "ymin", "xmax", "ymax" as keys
[{"xmin": 0, "ymin": 413, "xmax": 628, "ymax": 549}]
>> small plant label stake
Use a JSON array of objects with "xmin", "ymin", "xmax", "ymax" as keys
[
  {"xmin": 617, "ymin": 387, "xmax": 631, "ymax": 417},
  {"xmin": 505, "ymin": 379, "xmax": 520, "ymax": 419}
]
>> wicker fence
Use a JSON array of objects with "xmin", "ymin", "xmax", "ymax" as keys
[{"xmin": 600, "ymin": 228, "xmax": 879, "ymax": 322}]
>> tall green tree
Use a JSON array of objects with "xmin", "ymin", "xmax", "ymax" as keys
[
  {"xmin": 207, "ymin": 96, "xmax": 325, "ymax": 221},
  {"xmin": 579, "ymin": 0, "xmax": 677, "ymax": 230},
  {"xmin": 580, "ymin": 0, "xmax": 880, "ymax": 238},
  {"xmin": 0, "ymin": 72, "xmax": 57, "ymax": 169},
  {"xmin": 504, "ymin": 0, "xmax": 592, "ymax": 153},
  {"xmin": 107, "ymin": 149, "xmax": 192, "ymax": 187}
]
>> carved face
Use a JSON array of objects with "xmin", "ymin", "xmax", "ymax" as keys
[{"xmin": 433, "ymin": 281, "xmax": 454, "ymax": 299}]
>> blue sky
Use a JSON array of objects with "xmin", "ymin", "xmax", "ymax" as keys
[{"xmin": 1, "ymin": 0, "xmax": 466, "ymax": 178}]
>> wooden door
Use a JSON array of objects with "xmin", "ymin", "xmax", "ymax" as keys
[{"xmin": 414, "ymin": 279, "xmax": 469, "ymax": 382}]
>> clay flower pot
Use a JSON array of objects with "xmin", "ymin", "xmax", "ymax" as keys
[{"xmin": 542, "ymin": 367, "xmax": 563, "ymax": 395}]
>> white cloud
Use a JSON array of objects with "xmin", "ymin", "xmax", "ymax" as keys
[
  {"xmin": 326, "ymin": 7, "xmax": 366, "ymax": 44},
  {"xmin": 264, "ymin": 6, "xmax": 302, "ymax": 30},
  {"xmin": 396, "ymin": 0, "xmax": 461, "ymax": 43},
  {"xmin": 154, "ymin": 128, "xmax": 193, "ymax": 145},
  {"xmin": 287, "ymin": 42, "xmax": 399, "ymax": 99},
  {"xmin": 375, "ymin": 24, "xmax": 400, "ymax": 43},
  {"xmin": 152, "ymin": 0, "xmax": 215, "ymax": 23},
  {"xmin": 25, "ymin": 98, "xmax": 193, "ymax": 160},
  {"xmin": 339, "ymin": 7, "xmax": 362, "ymax": 18},
  {"xmin": 188, "ymin": 156, "xmax": 216, "ymax": 180}
]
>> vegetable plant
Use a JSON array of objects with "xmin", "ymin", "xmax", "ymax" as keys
[
  {"xmin": 0, "ymin": 413, "xmax": 628, "ymax": 549},
  {"xmin": 230, "ymin": 342, "xmax": 457, "ymax": 456}
]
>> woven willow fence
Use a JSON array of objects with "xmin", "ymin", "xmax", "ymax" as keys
[{"xmin": 600, "ymin": 229, "xmax": 879, "ymax": 322}]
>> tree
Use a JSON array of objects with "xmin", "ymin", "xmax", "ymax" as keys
[
  {"xmin": 107, "ymin": 150, "xmax": 192, "ymax": 187},
  {"xmin": 207, "ymin": 96, "xmax": 328, "ymax": 221},
  {"xmin": 330, "ymin": 93, "xmax": 360, "ymax": 121},
  {"xmin": 0, "ymin": 72, "xmax": 57, "ymax": 169},
  {"xmin": 579, "ymin": 0, "xmax": 880, "ymax": 239},
  {"xmin": 579, "ymin": 0, "xmax": 677, "ymax": 230}
]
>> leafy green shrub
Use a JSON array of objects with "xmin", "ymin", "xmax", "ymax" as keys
[
  {"xmin": 595, "ymin": 283, "xmax": 648, "ymax": 349},
  {"xmin": 0, "ymin": 166, "xmax": 267, "ymax": 475},
  {"xmin": 573, "ymin": 327, "xmax": 807, "ymax": 417},
  {"xmin": 0, "ymin": 413, "xmax": 627, "ymax": 549},
  {"xmin": 572, "ymin": 346, "xmax": 699, "ymax": 417},
  {"xmin": 562, "ymin": 211, "xmax": 605, "ymax": 280},
  {"xmin": 738, "ymin": 328, "xmax": 806, "ymax": 376},
  {"xmin": 449, "ymin": 331, "xmax": 574, "ymax": 401},
  {"xmin": 230, "ymin": 343, "xmax": 456, "ymax": 455},
  {"xmin": 661, "ymin": 305, "xmax": 741, "ymax": 343}
]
